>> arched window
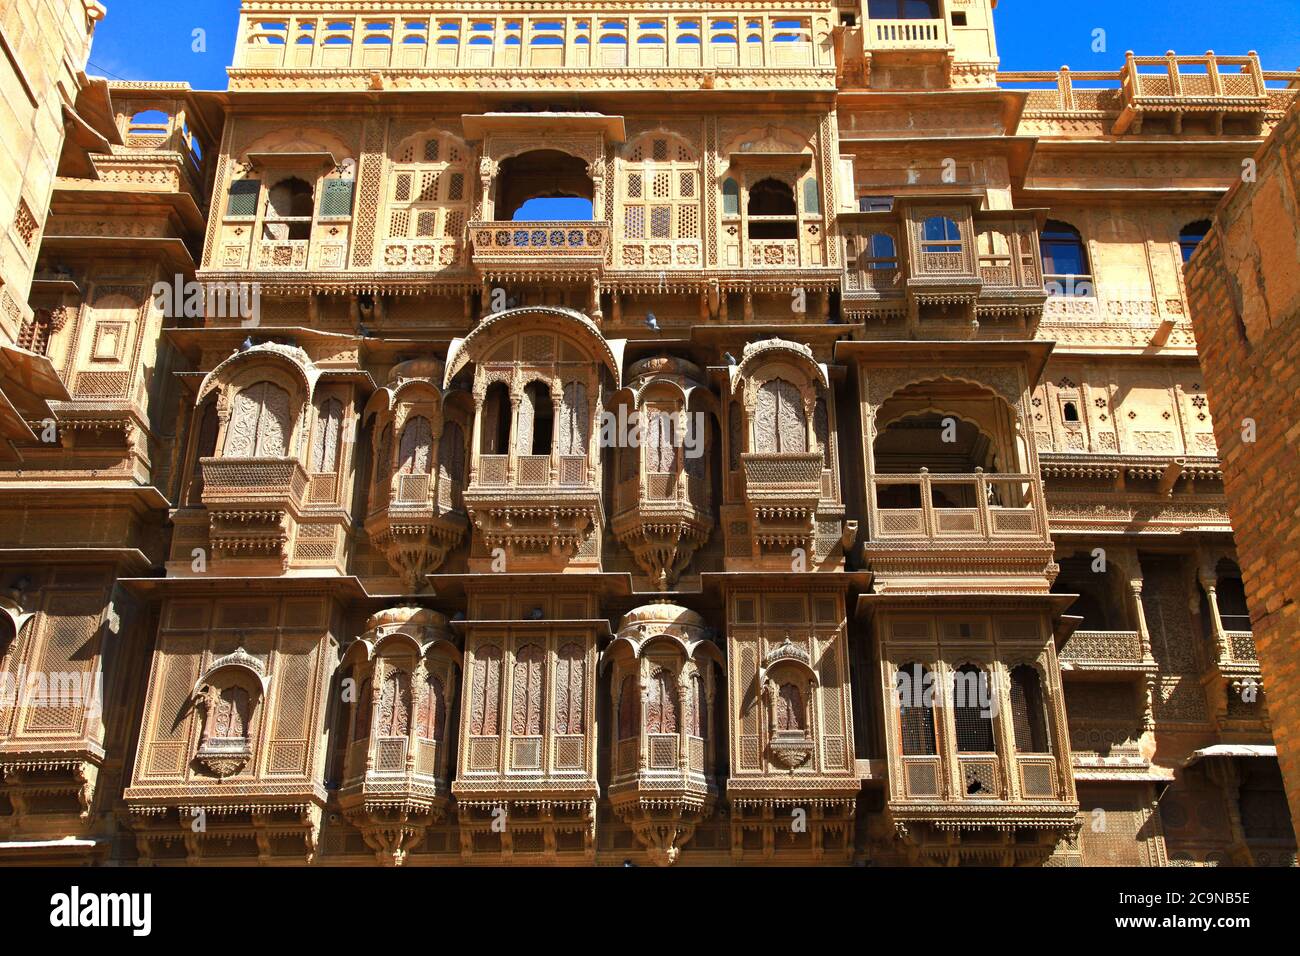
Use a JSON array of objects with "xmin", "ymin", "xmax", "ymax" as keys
[
  {"xmin": 481, "ymin": 381, "xmax": 511, "ymax": 455},
  {"xmin": 754, "ymin": 377, "xmax": 807, "ymax": 453},
  {"xmin": 921, "ymin": 215, "xmax": 962, "ymax": 255},
  {"xmin": 519, "ymin": 381, "xmax": 553, "ymax": 456},
  {"xmin": 224, "ymin": 380, "xmax": 291, "ymax": 458},
  {"xmin": 814, "ymin": 397, "xmax": 830, "ymax": 467},
  {"xmin": 437, "ymin": 420, "xmax": 466, "ymax": 504},
  {"xmin": 264, "ymin": 177, "xmax": 314, "ymax": 239},
  {"xmin": 856, "ymin": 232, "xmax": 898, "ymax": 270},
  {"xmin": 374, "ymin": 424, "xmax": 393, "ymax": 500},
  {"xmin": 645, "ymin": 669, "xmax": 678, "ymax": 734},
  {"xmin": 687, "ymin": 672, "xmax": 707, "ymax": 738},
  {"xmin": 722, "ymin": 177, "xmax": 740, "ymax": 216},
  {"xmin": 188, "ymin": 399, "xmax": 219, "ymax": 504},
  {"xmin": 469, "ymin": 644, "xmax": 502, "ymax": 735},
  {"xmin": 774, "ymin": 682, "xmax": 806, "ymax": 732},
  {"xmin": 399, "ymin": 415, "xmax": 433, "ymax": 474},
  {"xmin": 644, "ymin": 406, "xmax": 678, "ymax": 474},
  {"xmin": 557, "ymin": 381, "xmax": 589, "ymax": 456},
  {"xmin": 415, "ymin": 671, "xmax": 446, "ymax": 741},
  {"xmin": 376, "ymin": 668, "xmax": 412, "ymax": 737},
  {"xmin": 1062, "ymin": 400, "xmax": 1080, "ymax": 423},
  {"xmin": 1041, "ymin": 220, "xmax": 1091, "ymax": 294},
  {"xmin": 1179, "ymin": 219, "xmax": 1212, "ymax": 263},
  {"xmin": 952, "ymin": 664, "xmax": 995, "ymax": 752},
  {"xmin": 511, "ymin": 643, "xmax": 545, "ymax": 736},
  {"xmin": 1216, "ymin": 572, "xmax": 1252, "ymax": 631},
  {"xmin": 896, "ymin": 662, "xmax": 937, "ymax": 756},
  {"xmin": 1009, "ymin": 665, "xmax": 1051, "ymax": 753},
  {"xmin": 618, "ymin": 674, "xmax": 639, "ymax": 739},
  {"xmin": 354, "ymin": 678, "xmax": 373, "ymax": 740},
  {"xmin": 747, "ymin": 177, "xmax": 797, "ymax": 239},
  {"xmin": 727, "ymin": 400, "xmax": 743, "ymax": 470},
  {"xmin": 311, "ymin": 397, "xmax": 343, "ymax": 472},
  {"xmin": 554, "ymin": 642, "xmax": 584, "ymax": 734}
]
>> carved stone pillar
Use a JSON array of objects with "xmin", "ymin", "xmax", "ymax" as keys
[{"xmin": 1199, "ymin": 567, "xmax": 1230, "ymax": 664}]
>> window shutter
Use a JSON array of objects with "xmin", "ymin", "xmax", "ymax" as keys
[
  {"xmin": 320, "ymin": 178, "xmax": 355, "ymax": 217},
  {"xmin": 226, "ymin": 179, "xmax": 261, "ymax": 217},
  {"xmin": 802, "ymin": 177, "xmax": 820, "ymax": 215},
  {"xmin": 722, "ymin": 178, "xmax": 739, "ymax": 216}
]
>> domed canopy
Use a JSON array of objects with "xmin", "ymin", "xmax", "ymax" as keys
[{"xmin": 617, "ymin": 601, "xmax": 707, "ymax": 635}]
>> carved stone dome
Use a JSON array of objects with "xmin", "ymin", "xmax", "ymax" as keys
[
  {"xmin": 365, "ymin": 605, "xmax": 449, "ymax": 632},
  {"xmin": 617, "ymin": 601, "xmax": 706, "ymax": 635},
  {"xmin": 626, "ymin": 355, "xmax": 705, "ymax": 384},
  {"xmin": 386, "ymin": 357, "xmax": 444, "ymax": 385}
]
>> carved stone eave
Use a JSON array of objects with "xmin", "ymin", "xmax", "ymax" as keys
[
  {"xmin": 0, "ymin": 748, "xmax": 105, "ymax": 821},
  {"xmin": 364, "ymin": 507, "xmax": 468, "ymax": 591},
  {"xmin": 125, "ymin": 800, "xmax": 325, "ymax": 864},
  {"xmin": 611, "ymin": 503, "xmax": 713, "ymax": 589},
  {"xmin": 608, "ymin": 781, "xmax": 718, "ymax": 866}
]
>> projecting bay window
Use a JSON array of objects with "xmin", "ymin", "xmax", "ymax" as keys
[{"xmin": 216, "ymin": 154, "xmax": 356, "ymax": 271}]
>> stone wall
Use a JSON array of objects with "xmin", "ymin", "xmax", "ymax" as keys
[{"xmin": 1187, "ymin": 98, "xmax": 1300, "ymax": 826}]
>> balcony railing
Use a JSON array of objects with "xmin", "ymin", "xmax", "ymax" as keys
[
  {"xmin": 1059, "ymin": 630, "xmax": 1147, "ymax": 667},
  {"xmin": 232, "ymin": 7, "xmax": 835, "ymax": 79},
  {"xmin": 741, "ymin": 453, "xmax": 824, "ymax": 502},
  {"xmin": 869, "ymin": 471, "xmax": 1045, "ymax": 543},
  {"xmin": 199, "ymin": 456, "xmax": 308, "ymax": 509},
  {"xmin": 469, "ymin": 221, "xmax": 608, "ymax": 274},
  {"xmin": 1121, "ymin": 52, "xmax": 1268, "ymax": 105},
  {"xmin": 473, "ymin": 453, "xmax": 591, "ymax": 490},
  {"xmin": 1224, "ymin": 630, "xmax": 1258, "ymax": 664},
  {"xmin": 865, "ymin": 18, "xmax": 949, "ymax": 52}
]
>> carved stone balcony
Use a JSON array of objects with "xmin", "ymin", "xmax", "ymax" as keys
[
  {"xmin": 1116, "ymin": 52, "xmax": 1270, "ymax": 134},
  {"xmin": 740, "ymin": 452, "xmax": 824, "ymax": 555},
  {"xmin": 199, "ymin": 456, "xmax": 308, "ymax": 567},
  {"xmin": 864, "ymin": 18, "xmax": 951, "ymax": 53},
  {"xmin": 364, "ymin": 471, "xmax": 468, "ymax": 591},
  {"xmin": 1058, "ymin": 630, "xmax": 1156, "ymax": 676},
  {"xmin": 463, "ymin": 454, "xmax": 602, "ymax": 572},
  {"xmin": 612, "ymin": 471, "xmax": 713, "ymax": 589},
  {"xmin": 865, "ymin": 469, "xmax": 1055, "ymax": 588},
  {"xmin": 468, "ymin": 220, "xmax": 608, "ymax": 282},
  {"xmin": 840, "ymin": 207, "xmax": 1047, "ymax": 332}
]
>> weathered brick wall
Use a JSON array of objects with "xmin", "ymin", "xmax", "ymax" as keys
[{"xmin": 1186, "ymin": 99, "xmax": 1300, "ymax": 826}]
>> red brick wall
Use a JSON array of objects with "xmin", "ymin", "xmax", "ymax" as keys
[{"xmin": 1186, "ymin": 99, "xmax": 1300, "ymax": 826}]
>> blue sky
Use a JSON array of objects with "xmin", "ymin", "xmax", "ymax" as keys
[{"xmin": 88, "ymin": 0, "xmax": 1300, "ymax": 89}]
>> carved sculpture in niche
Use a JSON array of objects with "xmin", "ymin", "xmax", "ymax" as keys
[
  {"xmin": 191, "ymin": 651, "xmax": 265, "ymax": 779},
  {"xmin": 762, "ymin": 639, "xmax": 817, "ymax": 770}
]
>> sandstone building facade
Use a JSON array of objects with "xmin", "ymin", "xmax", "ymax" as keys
[{"xmin": 0, "ymin": 0, "xmax": 1295, "ymax": 866}]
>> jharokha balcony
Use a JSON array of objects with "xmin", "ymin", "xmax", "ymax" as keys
[
  {"xmin": 468, "ymin": 220, "xmax": 609, "ymax": 281},
  {"xmin": 840, "ymin": 199, "xmax": 1047, "ymax": 335},
  {"xmin": 199, "ymin": 456, "xmax": 308, "ymax": 567}
]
